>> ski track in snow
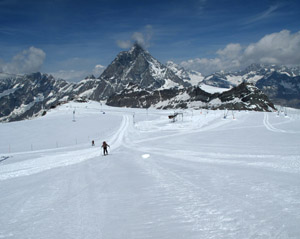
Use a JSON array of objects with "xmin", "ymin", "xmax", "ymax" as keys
[
  {"xmin": 263, "ymin": 113, "xmax": 286, "ymax": 133},
  {"xmin": 108, "ymin": 114, "xmax": 130, "ymax": 150},
  {"xmin": 128, "ymin": 113, "xmax": 300, "ymax": 175},
  {"xmin": 127, "ymin": 144, "xmax": 300, "ymax": 174},
  {"xmin": 122, "ymin": 113, "xmax": 300, "ymax": 238},
  {"xmin": 0, "ymin": 155, "xmax": 113, "ymax": 239},
  {"xmin": 133, "ymin": 116, "xmax": 233, "ymax": 144},
  {"xmin": 0, "ymin": 115, "xmax": 129, "ymax": 181},
  {"xmin": 0, "ymin": 148, "xmax": 101, "ymax": 181},
  {"xmin": 1, "ymin": 103, "xmax": 300, "ymax": 239},
  {"xmin": 134, "ymin": 156, "xmax": 298, "ymax": 238},
  {"xmin": 263, "ymin": 112, "xmax": 300, "ymax": 134}
]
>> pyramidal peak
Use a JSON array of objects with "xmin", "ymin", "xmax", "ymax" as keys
[
  {"xmin": 99, "ymin": 42, "xmax": 189, "ymax": 93},
  {"xmin": 129, "ymin": 42, "xmax": 145, "ymax": 52}
]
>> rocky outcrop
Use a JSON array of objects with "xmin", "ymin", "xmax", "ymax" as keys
[
  {"xmin": 1, "ymin": 49, "xmax": 287, "ymax": 123},
  {"xmin": 107, "ymin": 82, "xmax": 276, "ymax": 112},
  {"xmin": 0, "ymin": 73, "xmax": 76, "ymax": 122},
  {"xmin": 256, "ymin": 72, "xmax": 300, "ymax": 109},
  {"xmin": 93, "ymin": 43, "xmax": 190, "ymax": 99},
  {"xmin": 200, "ymin": 64, "xmax": 300, "ymax": 108}
]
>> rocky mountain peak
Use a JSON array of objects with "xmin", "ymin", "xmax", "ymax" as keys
[
  {"xmin": 3, "ymin": 43, "xmax": 298, "ymax": 123},
  {"xmin": 165, "ymin": 61, "xmax": 204, "ymax": 86},
  {"xmin": 107, "ymin": 81, "xmax": 275, "ymax": 112},
  {"xmin": 98, "ymin": 42, "xmax": 189, "ymax": 96},
  {"xmin": 85, "ymin": 74, "xmax": 96, "ymax": 79},
  {"xmin": 129, "ymin": 42, "xmax": 146, "ymax": 55}
]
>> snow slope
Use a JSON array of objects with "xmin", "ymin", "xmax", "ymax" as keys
[{"xmin": 1, "ymin": 101, "xmax": 300, "ymax": 239}]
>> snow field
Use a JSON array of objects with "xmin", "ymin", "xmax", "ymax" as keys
[{"xmin": 0, "ymin": 101, "xmax": 300, "ymax": 238}]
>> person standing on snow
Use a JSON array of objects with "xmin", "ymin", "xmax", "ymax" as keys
[{"xmin": 101, "ymin": 141, "xmax": 110, "ymax": 156}]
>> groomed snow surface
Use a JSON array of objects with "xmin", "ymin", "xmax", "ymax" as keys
[{"xmin": 1, "ymin": 101, "xmax": 300, "ymax": 239}]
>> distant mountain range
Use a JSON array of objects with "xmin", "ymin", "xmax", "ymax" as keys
[
  {"xmin": 165, "ymin": 61, "xmax": 300, "ymax": 108},
  {"xmin": 1, "ymin": 43, "xmax": 299, "ymax": 122},
  {"xmin": 201, "ymin": 63, "xmax": 300, "ymax": 108},
  {"xmin": 106, "ymin": 81, "xmax": 275, "ymax": 112}
]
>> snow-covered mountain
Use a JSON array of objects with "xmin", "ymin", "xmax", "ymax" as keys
[
  {"xmin": 0, "ymin": 73, "xmax": 76, "ymax": 122},
  {"xmin": 67, "ymin": 43, "xmax": 192, "ymax": 101},
  {"xmin": 165, "ymin": 61, "xmax": 204, "ymax": 86},
  {"xmin": 1, "ymin": 46, "xmax": 295, "ymax": 122},
  {"xmin": 203, "ymin": 64, "xmax": 300, "ymax": 87},
  {"xmin": 0, "ymin": 44, "xmax": 190, "ymax": 122},
  {"xmin": 202, "ymin": 64, "xmax": 300, "ymax": 108},
  {"xmin": 107, "ymin": 82, "xmax": 275, "ymax": 112},
  {"xmin": 98, "ymin": 43, "xmax": 190, "ymax": 93},
  {"xmin": 0, "ymin": 72, "xmax": 110, "ymax": 122}
]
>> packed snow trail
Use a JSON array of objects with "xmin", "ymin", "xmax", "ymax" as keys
[
  {"xmin": 263, "ymin": 112, "xmax": 286, "ymax": 133},
  {"xmin": 1, "ymin": 102, "xmax": 300, "ymax": 238},
  {"xmin": 108, "ymin": 114, "xmax": 131, "ymax": 150},
  {"xmin": 0, "ymin": 114, "xmax": 129, "ymax": 181}
]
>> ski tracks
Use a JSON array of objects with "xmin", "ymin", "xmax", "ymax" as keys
[
  {"xmin": 108, "ymin": 114, "xmax": 131, "ymax": 150},
  {"xmin": 0, "ymin": 155, "xmax": 113, "ymax": 239},
  {"xmin": 0, "ymin": 148, "xmax": 101, "ymax": 181},
  {"xmin": 134, "ymin": 116, "xmax": 233, "ymax": 145},
  {"xmin": 263, "ymin": 113, "xmax": 286, "ymax": 133},
  {"xmin": 122, "ymin": 113, "xmax": 300, "ymax": 238},
  {"xmin": 263, "ymin": 112, "xmax": 300, "ymax": 134},
  {"xmin": 125, "ymin": 127, "xmax": 300, "ymax": 175},
  {"xmin": 0, "ymin": 114, "xmax": 131, "ymax": 181},
  {"xmin": 134, "ymin": 151, "xmax": 298, "ymax": 238}
]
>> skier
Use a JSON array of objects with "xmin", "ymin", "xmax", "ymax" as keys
[
  {"xmin": 101, "ymin": 141, "xmax": 110, "ymax": 156},
  {"xmin": 92, "ymin": 140, "xmax": 95, "ymax": 146}
]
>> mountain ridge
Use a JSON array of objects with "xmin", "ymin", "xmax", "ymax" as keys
[
  {"xmin": 198, "ymin": 63, "xmax": 300, "ymax": 108},
  {"xmin": 1, "ymin": 44, "xmax": 297, "ymax": 122}
]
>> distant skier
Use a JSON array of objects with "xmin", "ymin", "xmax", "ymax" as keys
[
  {"xmin": 92, "ymin": 140, "xmax": 95, "ymax": 146},
  {"xmin": 101, "ymin": 141, "xmax": 110, "ymax": 156}
]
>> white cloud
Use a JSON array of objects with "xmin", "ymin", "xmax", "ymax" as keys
[
  {"xmin": 216, "ymin": 43, "xmax": 242, "ymax": 59},
  {"xmin": 180, "ymin": 30, "xmax": 300, "ymax": 75},
  {"xmin": 51, "ymin": 64, "xmax": 106, "ymax": 82},
  {"xmin": 51, "ymin": 70, "xmax": 87, "ymax": 82},
  {"xmin": 245, "ymin": 4, "xmax": 281, "ymax": 25},
  {"xmin": 243, "ymin": 30, "xmax": 300, "ymax": 65},
  {"xmin": 116, "ymin": 25, "xmax": 153, "ymax": 49},
  {"xmin": 116, "ymin": 40, "xmax": 132, "ymax": 49},
  {"xmin": 0, "ymin": 46, "xmax": 46, "ymax": 74},
  {"xmin": 132, "ymin": 25, "xmax": 153, "ymax": 48},
  {"xmin": 132, "ymin": 32, "xmax": 145, "ymax": 46},
  {"xmin": 93, "ymin": 64, "xmax": 105, "ymax": 76}
]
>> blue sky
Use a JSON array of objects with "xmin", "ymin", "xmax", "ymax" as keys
[{"xmin": 0, "ymin": 0, "xmax": 300, "ymax": 81}]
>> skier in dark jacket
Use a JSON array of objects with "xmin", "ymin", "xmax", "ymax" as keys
[{"xmin": 101, "ymin": 141, "xmax": 110, "ymax": 155}]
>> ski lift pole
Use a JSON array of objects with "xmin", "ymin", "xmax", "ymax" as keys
[
  {"xmin": 232, "ymin": 110, "xmax": 235, "ymax": 120},
  {"xmin": 73, "ymin": 109, "xmax": 76, "ymax": 122},
  {"xmin": 133, "ymin": 112, "xmax": 135, "ymax": 125},
  {"xmin": 224, "ymin": 109, "xmax": 228, "ymax": 119},
  {"xmin": 284, "ymin": 107, "xmax": 288, "ymax": 117}
]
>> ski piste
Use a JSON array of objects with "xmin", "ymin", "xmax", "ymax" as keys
[{"xmin": 1, "ymin": 101, "xmax": 300, "ymax": 239}]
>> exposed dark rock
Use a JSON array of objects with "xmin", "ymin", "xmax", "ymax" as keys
[
  {"xmin": 200, "ymin": 64, "xmax": 300, "ymax": 109},
  {"xmin": 2, "ymin": 48, "xmax": 292, "ymax": 123},
  {"xmin": 256, "ymin": 72, "xmax": 300, "ymax": 109},
  {"xmin": 107, "ymin": 82, "xmax": 275, "ymax": 112},
  {"xmin": 0, "ymin": 73, "xmax": 75, "ymax": 122},
  {"xmin": 92, "ymin": 43, "xmax": 190, "ymax": 100}
]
